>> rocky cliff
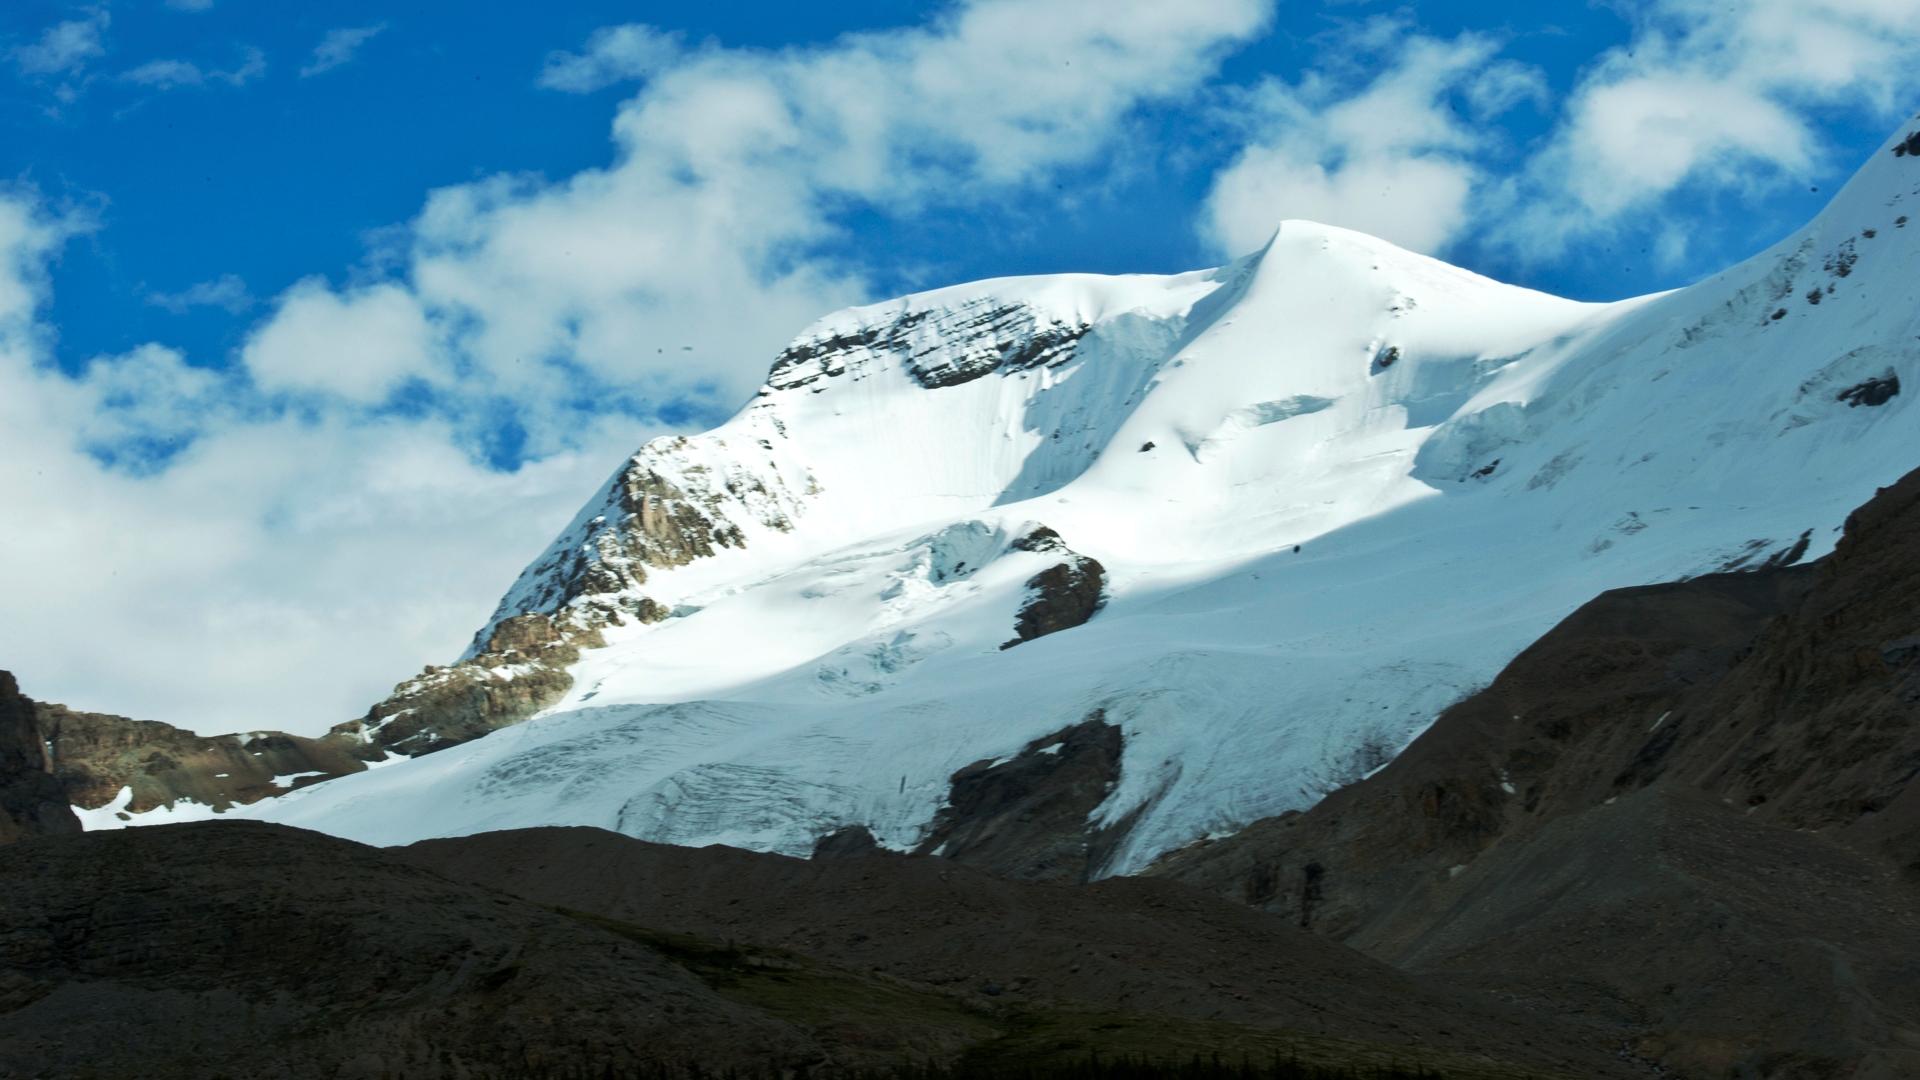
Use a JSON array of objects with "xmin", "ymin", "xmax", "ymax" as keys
[{"xmin": 0, "ymin": 672, "xmax": 78, "ymax": 845}]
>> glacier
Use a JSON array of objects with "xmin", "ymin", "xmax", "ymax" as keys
[{"xmin": 234, "ymin": 115, "xmax": 1920, "ymax": 874}]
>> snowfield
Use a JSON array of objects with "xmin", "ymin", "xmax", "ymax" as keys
[{"xmin": 236, "ymin": 117, "xmax": 1920, "ymax": 873}]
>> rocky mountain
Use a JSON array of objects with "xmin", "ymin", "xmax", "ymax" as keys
[
  {"xmin": 218, "ymin": 110, "xmax": 1920, "ymax": 880},
  {"xmin": 10, "ymin": 111, "xmax": 1920, "ymax": 1080}
]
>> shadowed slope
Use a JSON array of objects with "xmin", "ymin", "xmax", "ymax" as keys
[
  {"xmin": 398, "ymin": 826, "xmax": 1637, "ymax": 1079},
  {"xmin": 0, "ymin": 821, "xmax": 812, "ymax": 1079},
  {"xmin": 1152, "ymin": 466, "xmax": 1920, "ymax": 1079}
]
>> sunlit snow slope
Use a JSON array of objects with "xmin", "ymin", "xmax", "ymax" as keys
[{"xmin": 248, "ymin": 117, "xmax": 1920, "ymax": 874}]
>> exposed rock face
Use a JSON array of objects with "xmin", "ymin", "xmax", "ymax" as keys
[
  {"xmin": 810, "ymin": 823, "xmax": 892, "ymax": 859},
  {"xmin": 38, "ymin": 702, "xmax": 371, "ymax": 815},
  {"xmin": 768, "ymin": 297, "xmax": 1090, "ymax": 392},
  {"xmin": 911, "ymin": 714, "xmax": 1129, "ymax": 882},
  {"xmin": 1151, "ymin": 465, "xmax": 1920, "ymax": 1079},
  {"xmin": 1001, "ymin": 526, "xmax": 1107, "ymax": 650},
  {"xmin": 0, "ymin": 821, "xmax": 813, "ymax": 1078},
  {"xmin": 349, "ymin": 436, "xmax": 816, "ymax": 760},
  {"xmin": 344, "ymin": 611, "xmax": 604, "ymax": 758},
  {"xmin": 0, "ymin": 673, "xmax": 78, "ymax": 846},
  {"xmin": 500, "ymin": 455, "xmax": 778, "ymax": 625}
]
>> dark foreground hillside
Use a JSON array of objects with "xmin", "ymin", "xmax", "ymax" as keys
[
  {"xmin": 398, "ymin": 827, "xmax": 1628, "ymax": 1078},
  {"xmin": 0, "ymin": 817, "xmax": 1617, "ymax": 1080},
  {"xmin": 1154, "ymin": 466, "xmax": 1920, "ymax": 1079}
]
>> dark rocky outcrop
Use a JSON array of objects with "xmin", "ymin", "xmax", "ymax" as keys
[
  {"xmin": 0, "ymin": 821, "xmax": 812, "ymax": 1079},
  {"xmin": 1152, "ymin": 465, "xmax": 1920, "ymax": 1079},
  {"xmin": 0, "ymin": 672, "xmax": 79, "ymax": 845},
  {"xmin": 911, "ymin": 714, "xmax": 1130, "ymax": 883},
  {"xmin": 401, "ymin": 825, "xmax": 1637, "ymax": 1078},
  {"xmin": 810, "ymin": 823, "xmax": 894, "ymax": 859},
  {"xmin": 342, "ymin": 611, "xmax": 604, "ymax": 759},
  {"xmin": 1837, "ymin": 373, "xmax": 1899, "ymax": 407},
  {"xmin": 40, "ymin": 702, "xmax": 371, "ymax": 815},
  {"xmin": 1001, "ymin": 526, "xmax": 1107, "ymax": 650}
]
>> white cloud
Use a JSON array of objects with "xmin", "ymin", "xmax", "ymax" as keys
[
  {"xmin": 247, "ymin": 0, "xmax": 1273, "ymax": 456},
  {"xmin": 147, "ymin": 273, "xmax": 254, "ymax": 314},
  {"xmin": 121, "ymin": 58, "xmax": 200, "ymax": 89},
  {"xmin": 166, "ymin": 0, "xmax": 215, "ymax": 10},
  {"xmin": 73, "ymin": 343, "xmax": 232, "ymax": 470},
  {"xmin": 122, "ymin": 46, "xmax": 265, "ymax": 90},
  {"xmin": 0, "ymin": 191, "xmax": 641, "ymax": 735},
  {"xmin": 1499, "ymin": 0, "xmax": 1920, "ymax": 253},
  {"xmin": 242, "ymin": 278, "xmax": 436, "ymax": 403},
  {"xmin": 1204, "ymin": 27, "xmax": 1537, "ymax": 257},
  {"xmin": 301, "ymin": 24, "xmax": 386, "ymax": 78},
  {"xmin": 11, "ymin": 11, "xmax": 109, "ymax": 76},
  {"xmin": 538, "ymin": 24, "xmax": 684, "ymax": 93}
]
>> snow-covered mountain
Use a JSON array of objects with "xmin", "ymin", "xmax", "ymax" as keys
[{"xmin": 226, "ymin": 115, "xmax": 1920, "ymax": 873}]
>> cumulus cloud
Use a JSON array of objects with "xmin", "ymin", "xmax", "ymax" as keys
[
  {"xmin": 10, "ymin": 11, "xmax": 109, "ymax": 76},
  {"xmin": 1204, "ymin": 25, "xmax": 1541, "ymax": 257},
  {"xmin": 122, "ymin": 46, "xmax": 265, "ymax": 89},
  {"xmin": 0, "ymin": 190, "xmax": 642, "ymax": 735},
  {"xmin": 146, "ymin": 273, "xmax": 254, "ymax": 314},
  {"xmin": 1499, "ymin": 0, "xmax": 1920, "ymax": 253},
  {"xmin": 242, "ymin": 278, "xmax": 436, "ymax": 403},
  {"xmin": 301, "ymin": 24, "xmax": 386, "ymax": 78},
  {"xmin": 244, "ymin": 0, "xmax": 1273, "ymax": 457},
  {"xmin": 538, "ymin": 24, "xmax": 684, "ymax": 93}
]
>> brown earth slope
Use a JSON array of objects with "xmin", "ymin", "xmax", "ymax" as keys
[
  {"xmin": 400, "ymin": 826, "xmax": 1640, "ymax": 1079},
  {"xmin": 1152, "ymin": 466, "xmax": 1920, "ymax": 1080},
  {"xmin": 0, "ymin": 821, "xmax": 813, "ymax": 1080}
]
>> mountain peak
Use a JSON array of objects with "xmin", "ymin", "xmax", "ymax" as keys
[{"xmin": 230, "ymin": 114, "xmax": 1920, "ymax": 878}]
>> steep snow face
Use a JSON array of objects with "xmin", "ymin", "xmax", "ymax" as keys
[
  {"xmin": 247, "ymin": 115, "xmax": 1920, "ymax": 872},
  {"xmin": 462, "ymin": 268, "xmax": 1231, "ymax": 656}
]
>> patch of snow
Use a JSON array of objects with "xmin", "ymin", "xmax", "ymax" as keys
[{"xmin": 74, "ymin": 786, "xmax": 227, "ymax": 831}]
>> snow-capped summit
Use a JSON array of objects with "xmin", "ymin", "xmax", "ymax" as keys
[{"xmin": 242, "ymin": 114, "xmax": 1920, "ymax": 874}]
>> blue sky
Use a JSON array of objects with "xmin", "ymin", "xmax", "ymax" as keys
[
  {"xmin": 2, "ymin": 0, "xmax": 1918, "ymax": 732},
  {"xmin": 5, "ymin": 1, "xmax": 1886, "ymax": 412}
]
